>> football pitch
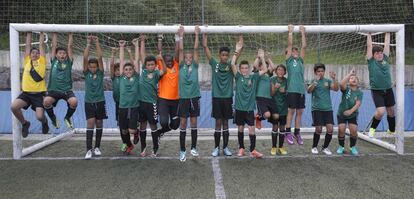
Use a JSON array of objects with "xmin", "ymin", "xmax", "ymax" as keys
[{"xmin": 0, "ymin": 133, "xmax": 414, "ymax": 199}]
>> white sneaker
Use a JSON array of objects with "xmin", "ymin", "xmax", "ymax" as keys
[
  {"xmin": 191, "ymin": 148, "xmax": 199, "ymax": 157},
  {"xmin": 311, "ymin": 147, "xmax": 319, "ymax": 154},
  {"xmin": 179, "ymin": 150, "xmax": 186, "ymax": 162},
  {"xmin": 322, "ymin": 148, "xmax": 332, "ymax": 155},
  {"xmin": 93, "ymin": 148, "xmax": 102, "ymax": 156},
  {"xmin": 85, "ymin": 149, "xmax": 93, "ymax": 159}
]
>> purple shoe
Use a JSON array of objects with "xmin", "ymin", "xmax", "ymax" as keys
[
  {"xmin": 285, "ymin": 133, "xmax": 294, "ymax": 145},
  {"xmin": 294, "ymin": 133, "xmax": 304, "ymax": 145}
]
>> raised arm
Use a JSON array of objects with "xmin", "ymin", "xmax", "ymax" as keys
[
  {"xmin": 307, "ymin": 75, "xmax": 320, "ymax": 93},
  {"xmin": 231, "ymin": 34, "xmax": 244, "ymax": 75},
  {"xmin": 132, "ymin": 38, "xmax": 140, "ymax": 73},
  {"xmin": 24, "ymin": 32, "xmax": 32, "ymax": 57},
  {"xmin": 194, "ymin": 25, "xmax": 200, "ymax": 63},
  {"xmin": 95, "ymin": 36, "xmax": 104, "ymax": 72},
  {"xmin": 83, "ymin": 36, "xmax": 92, "ymax": 72},
  {"xmin": 140, "ymin": 34, "xmax": 146, "ymax": 65},
  {"xmin": 51, "ymin": 32, "xmax": 57, "ymax": 58},
  {"xmin": 343, "ymin": 68, "xmax": 356, "ymax": 90},
  {"xmin": 300, "ymin": 25, "xmax": 307, "ymax": 59},
  {"xmin": 286, "ymin": 24, "xmax": 293, "ymax": 59},
  {"xmin": 157, "ymin": 34, "xmax": 163, "ymax": 55},
  {"xmin": 119, "ymin": 40, "xmax": 126, "ymax": 75},
  {"xmin": 178, "ymin": 25, "xmax": 184, "ymax": 64},
  {"xmin": 67, "ymin": 33, "xmax": 74, "ymax": 60},
  {"xmin": 366, "ymin": 33, "xmax": 373, "ymax": 60},
  {"xmin": 257, "ymin": 49, "xmax": 268, "ymax": 76},
  {"xmin": 265, "ymin": 52, "xmax": 275, "ymax": 73},
  {"xmin": 383, "ymin": 32, "xmax": 390, "ymax": 56},
  {"xmin": 202, "ymin": 32, "xmax": 212, "ymax": 61},
  {"xmin": 157, "ymin": 54, "xmax": 167, "ymax": 76},
  {"xmin": 110, "ymin": 47, "xmax": 116, "ymax": 78},
  {"xmin": 329, "ymin": 71, "xmax": 339, "ymax": 91},
  {"xmin": 39, "ymin": 32, "xmax": 45, "ymax": 57}
]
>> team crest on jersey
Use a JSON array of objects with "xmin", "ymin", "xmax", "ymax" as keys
[
  {"xmin": 93, "ymin": 74, "xmax": 97, "ymax": 80},
  {"xmin": 293, "ymin": 59, "xmax": 298, "ymax": 67},
  {"xmin": 61, "ymin": 63, "xmax": 67, "ymax": 70},
  {"xmin": 148, "ymin": 73, "xmax": 153, "ymax": 79},
  {"xmin": 382, "ymin": 60, "xmax": 387, "ymax": 65},
  {"xmin": 248, "ymin": 79, "xmax": 252, "ymax": 86},
  {"xmin": 324, "ymin": 82, "xmax": 329, "ymax": 87},
  {"xmin": 171, "ymin": 68, "xmax": 176, "ymax": 73},
  {"xmin": 225, "ymin": 66, "xmax": 229, "ymax": 71}
]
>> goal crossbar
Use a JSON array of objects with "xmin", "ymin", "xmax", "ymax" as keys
[{"xmin": 9, "ymin": 23, "xmax": 405, "ymax": 159}]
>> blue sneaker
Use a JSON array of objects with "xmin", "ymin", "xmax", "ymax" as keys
[
  {"xmin": 350, "ymin": 146, "xmax": 359, "ymax": 156},
  {"xmin": 223, "ymin": 147, "xmax": 232, "ymax": 156},
  {"xmin": 211, "ymin": 147, "xmax": 220, "ymax": 157},
  {"xmin": 179, "ymin": 150, "xmax": 186, "ymax": 162},
  {"xmin": 336, "ymin": 146, "xmax": 345, "ymax": 155}
]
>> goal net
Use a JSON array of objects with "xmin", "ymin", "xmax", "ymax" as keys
[{"xmin": 9, "ymin": 24, "xmax": 405, "ymax": 159}]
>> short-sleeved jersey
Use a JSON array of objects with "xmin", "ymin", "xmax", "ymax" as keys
[{"xmin": 210, "ymin": 58, "xmax": 234, "ymax": 98}]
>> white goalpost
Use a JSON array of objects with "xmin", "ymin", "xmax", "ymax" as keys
[{"xmin": 9, "ymin": 23, "xmax": 405, "ymax": 159}]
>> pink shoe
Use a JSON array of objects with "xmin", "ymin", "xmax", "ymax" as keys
[
  {"xmin": 294, "ymin": 133, "xmax": 304, "ymax": 145},
  {"xmin": 285, "ymin": 133, "xmax": 294, "ymax": 145}
]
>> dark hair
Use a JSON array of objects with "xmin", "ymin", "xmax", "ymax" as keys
[
  {"xmin": 124, "ymin": 62, "xmax": 134, "ymax": 69},
  {"xmin": 55, "ymin": 47, "xmax": 67, "ymax": 54},
  {"xmin": 30, "ymin": 47, "xmax": 39, "ymax": 53},
  {"xmin": 285, "ymin": 47, "xmax": 298, "ymax": 55},
  {"xmin": 276, "ymin": 64, "xmax": 286, "ymax": 75},
  {"xmin": 239, "ymin": 60, "xmax": 249, "ymax": 68},
  {"xmin": 314, "ymin": 63, "xmax": 325, "ymax": 73},
  {"xmin": 163, "ymin": 53, "xmax": 173, "ymax": 61},
  {"xmin": 144, "ymin": 55, "xmax": 157, "ymax": 65},
  {"xmin": 372, "ymin": 45, "xmax": 383, "ymax": 54},
  {"xmin": 88, "ymin": 58, "xmax": 98, "ymax": 65},
  {"xmin": 114, "ymin": 63, "xmax": 120, "ymax": 69},
  {"xmin": 219, "ymin": 46, "xmax": 230, "ymax": 54}
]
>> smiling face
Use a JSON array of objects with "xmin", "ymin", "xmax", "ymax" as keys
[
  {"xmin": 184, "ymin": 53, "xmax": 193, "ymax": 65},
  {"xmin": 88, "ymin": 63, "xmax": 98, "ymax": 74},
  {"xmin": 219, "ymin": 51, "xmax": 229, "ymax": 64},
  {"xmin": 373, "ymin": 51, "xmax": 384, "ymax": 62},
  {"xmin": 276, "ymin": 65, "xmax": 286, "ymax": 78},
  {"xmin": 30, "ymin": 48, "xmax": 40, "ymax": 61},
  {"xmin": 145, "ymin": 60, "xmax": 156, "ymax": 72},
  {"xmin": 291, "ymin": 48, "xmax": 299, "ymax": 58},
  {"xmin": 164, "ymin": 54, "xmax": 173, "ymax": 68},
  {"xmin": 349, "ymin": 75, "xmax": 359, "ymax": 87},
  {"xmin": 123, "ymin": 64, "xmax": 134, "ymax": 78},
  {"xmin": 239, "ymin": 64, "xmax": 250, "ymax": 76}
]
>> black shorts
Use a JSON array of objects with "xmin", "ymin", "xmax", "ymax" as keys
[
  {"xmin": 371, "ymin": 88, "xmax": 395, "ymax": 108},
  {"xmin": 234, "ymin": 110, "xmax": 255, "ymax": 126},
  {"xmin": 212, "ymin": 97, "xmax": 233, "ymax": 119},
  {"xmin": 337, "ymin": 115, "xmax": 358, "ymax": 125},
  {"xmin": 139, "ymin": 101, "xmax": 158, "ymax": 125},
  {"xmin": 17, "ymin": 92, "xmax": 45, "ymax": 111},
  {"xmin": 85, "ymin": 101, "xmax": 108, "ymax": 120},
  {"xmin": 256, "ymin": 97, "xmax": 277, "ymax": 115},
  {"xmin": 287, "ymin": 93, "xmax": 305, "ymax": 109},
  {"xmin": 312, "ymin": 110, "xmax": 334, "ymax": 126},
  {"xmin": 115, "ymin": 101, "xmax": 120, "ymax": 122},
  {"xmin": 269, "ymin": 115, "xmax": 287, "ymax": 126},
  {"xmin": 119, "ymin": 107, "xmax": 139, "ymax": 130},
  {"xmin": 178, "ymin": 97, "xmax": 200, "ymax": 118},
  {"xmin": 46, "ymin": 90, "xmax": 76, "ymax": 107}
]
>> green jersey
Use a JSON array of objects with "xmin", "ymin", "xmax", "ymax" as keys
[
  {"xmin": 271, "ymin": 76, "xmax": 288, "ymax": 116},
  {"xmin": 337, "ymin": 86, "xmax": 363, "ymax": 119},
  {"xmin": 210, "ymin": 58, "xmax": 234, "ymax": 98},
  {"xmin": 256, "ymin": 73, "xmax": 272, "ymax": 99},
  {"xmin": 286, "ymin": 56, "xmax": 305, "ymax": 94},
  {"xmin": 111, "ymin": 76, "xmax": 121, "ymax": 103},
  {"xmin": 139, "ymin": 69, "xmax": 161, "ymax": 104},
  {"xmin": 235, "ymin": 72, "xmax": 260, "ymax": 111},
  {"xmin": 368, "ymin": 55, "xmax": 392, "ymax": 90},
  {"xmin": 179, "ymin": 61, "xmax": 200, "ymax": 99},
  {"xmin": 119, "ymin": 73, "xmax": 140, "ymax": 108},
  {"xmin": 84, "ymin": 70, "xmax": 105, "ymax": 103},
  {"xmin": 311, "ymin": 78, "xmax": 333, "ymax": 111},
  {"xmin": 48, "ymin": 58, "xmax": 73, "ymax": 92}
]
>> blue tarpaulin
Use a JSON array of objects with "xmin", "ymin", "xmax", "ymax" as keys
[{"xmin": 1, "ymin": 90, "xmax": 413, "ymax": 133}]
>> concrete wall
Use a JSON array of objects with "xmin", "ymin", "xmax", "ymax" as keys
[{"xmin": 1, "ymin": 50, "xmax": 413, "ymax": 90}]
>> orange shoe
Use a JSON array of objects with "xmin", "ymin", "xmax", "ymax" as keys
[
  {"xmin": 250, "ymin": 150, "xmax": 264, "ymax": 158},
  {"xmin": 237, "ymin": 148, "xmax": 245, "ymax": 157},
  {"xmin": 255, "ymin": 113, "xmax": 262, "ymax": 129}
]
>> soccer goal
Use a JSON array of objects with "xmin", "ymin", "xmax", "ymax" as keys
[{"xmin": 9, "ymin": 23, "xmax": 405, "ymax": 159}]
